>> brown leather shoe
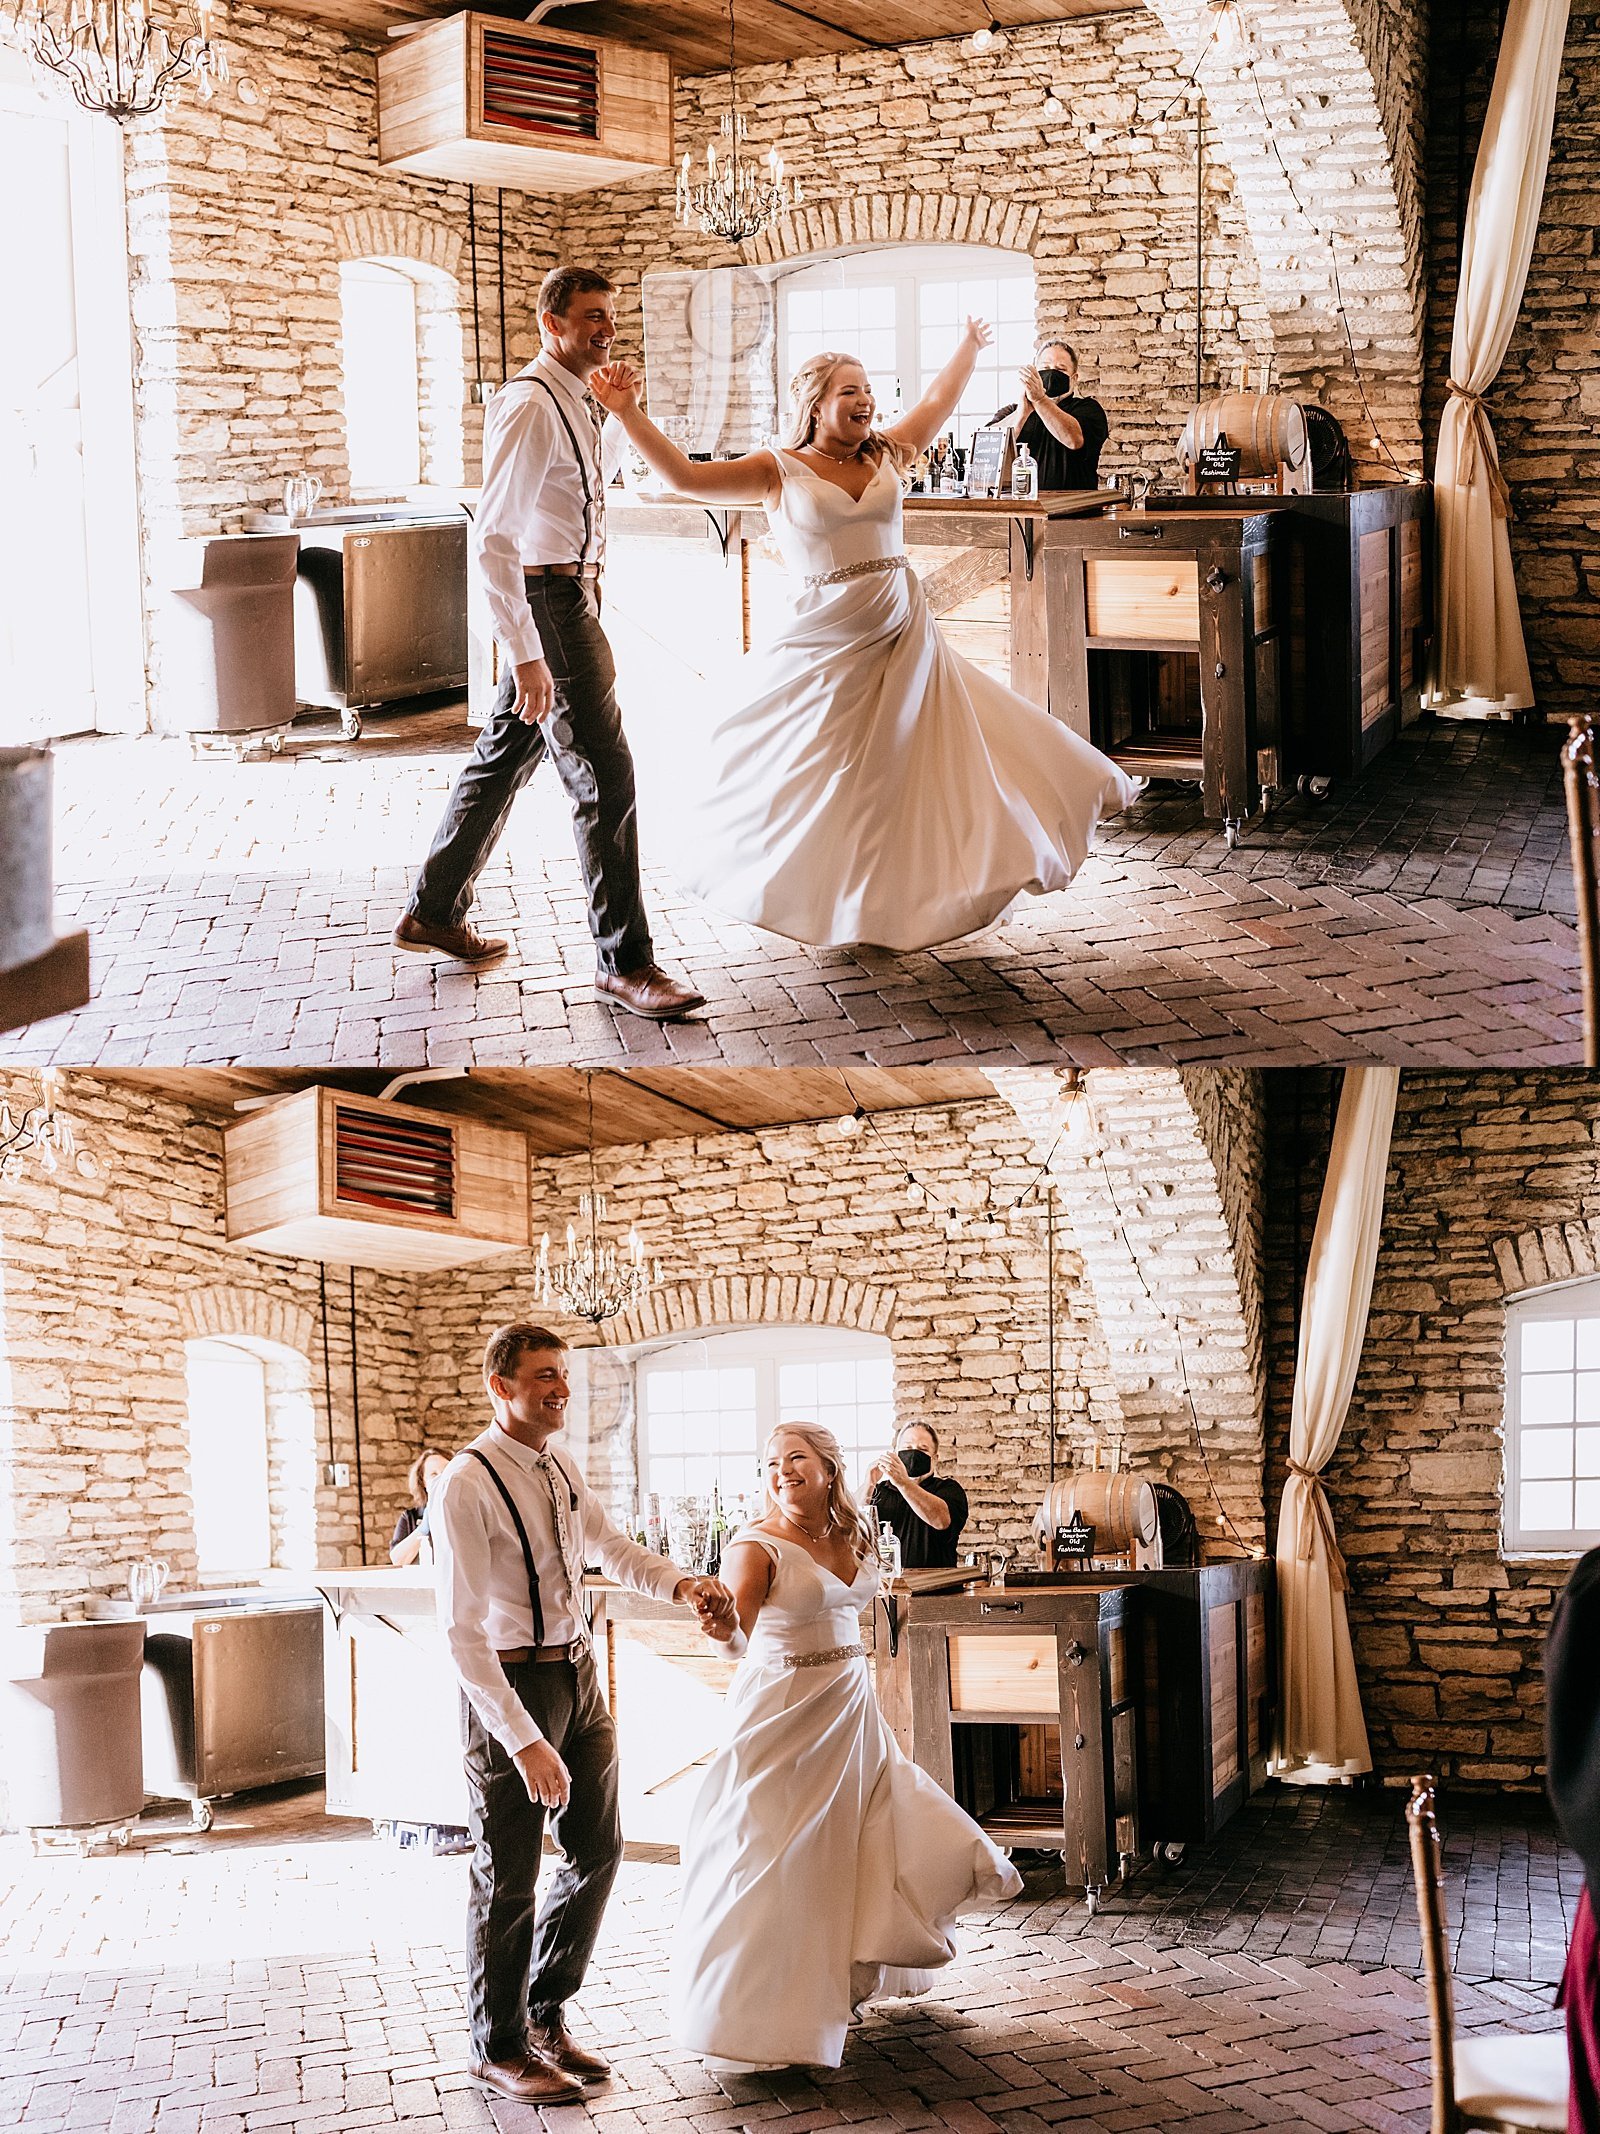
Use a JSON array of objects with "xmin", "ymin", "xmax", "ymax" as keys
[
  {"xmin": 595, "ymin": 962, "xmax": 705, "ymax": 1020},
  {"xmin": 470, "ymin": 2054, "xmax": 586, "ymax": 2103},
  {"xmin": 528, "ymin": 2021, "xmax": 611, "ymax": 2080},
  {"xmin": 393, "ymin": 913, "xmax": 509, "ymax": 965}
]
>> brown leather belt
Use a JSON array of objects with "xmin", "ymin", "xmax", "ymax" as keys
[
  {"xmin": 524, "ymin": 563, "xmax": 600, "ymax": 580},
  {"xmin": 498, "ymin": 1643, "xmax": 580, "ymax": 1665}
]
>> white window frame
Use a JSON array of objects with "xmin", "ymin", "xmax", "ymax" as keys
[
  {"xmin": 0, "ymin": 58, "xmax": 143, "ymax": 739},
  {"xmin": 340, "ymin": 258, "xmax": 424, "ymax": 497},
  {"xmin": 636, "ymin": 1325, "xmax": 897, "ymax": 1508},
  {"xmin": 775, "ymin": 242, "xmax": 1037, "ymax": 450},
  {"xmin": 1503, "ymin": 1277, "xmax": 1600, "ymax": 1557},
  {"xmin": 185, "ymin": 1337, "xmax": 275, "ymax": 1578}
]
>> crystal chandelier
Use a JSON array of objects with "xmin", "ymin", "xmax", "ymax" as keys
[
  {"xmin": 534, "ymin": 1074, "xmax": 661, "ymax": 1326},
  {"xmin": 9, "ymin": 0, "xmax": 226, "ymax": 122},
  {"xmin": 675, "ymin": 0, "xmax": 800, "ymax": 244},
  {"xmin": 0, "ymin": 1071, "xmax": 99, "ymax": 1183}
]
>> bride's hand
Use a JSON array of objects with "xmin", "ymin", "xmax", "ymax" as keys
[
  {"xmin": 590, "ymin": 361, "xmax": 643, "ymax": 415},
  {"xmin": 961, "ymin": 316, "xmax": 995, "ymax": 354}
]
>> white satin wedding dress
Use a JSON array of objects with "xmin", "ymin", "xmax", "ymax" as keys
[
  {"xmin": 672, "ymin": 449, "xmax": 1139, "ymax": 952},
  {"xmin": 670, "ymin": 1531, "xmax": 1022, "ymax": 2071}
]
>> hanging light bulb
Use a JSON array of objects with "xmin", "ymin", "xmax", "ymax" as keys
[
  {"xmin": 836, "ymin": 1109, "xmax": 864, "ymax": 1138},
  {"xmin": 906, "ymin": 1175, "xmax": 926, "ymax": 1204},
  {"xmin": 1042, "ymin": 88, "xmax": 1065, "ymax": 118},
  {"xmin": 1209, "ymin": 0, "xmax": 1242, "ymax": 51}
]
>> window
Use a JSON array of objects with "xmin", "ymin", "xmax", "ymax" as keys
[
  {"xmin": 776, "ymin": 243, "xmax": 1037, "ymax": 448},
  {"xmin": 186, "ymin": 1338, "xmax": 274, "ymax": 1575},
  {"xmin": 637, "ymin": 1327, "xmax": 896, "ymax": 1513},
  {"xmin": 1504, "ymin": 1283, "xmax": 1600, "ymax": 1553},
  {"xmin": 341, "ymin": 259, "xmax": 423, "ymax": 494}
]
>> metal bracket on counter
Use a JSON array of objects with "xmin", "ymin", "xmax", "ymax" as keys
[
  {"xmin": 703, "ymin": 508, "xmax": 735, "ymax": 561},
  {"xmin": 877, "ymin": 1591, "xmax": 901, "ymax": 1658},
  {"xmin": 1013, "ymin": 515, "xmax": 1038, "ymax": 581}
]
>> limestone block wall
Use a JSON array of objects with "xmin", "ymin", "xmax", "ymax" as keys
[
  {"xmin": 1425, "ymin": 4, "xmax": 1600, "ymax": 715},
  {"xmin": 0, "ymin": 1072, "xmax": 421, "ymax": 1624},
  {"xmin": 1264, "ymin": 1069, "xmax": 1600, "ymax": 1788}
]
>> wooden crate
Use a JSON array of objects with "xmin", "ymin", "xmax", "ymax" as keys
[
  {"xmin": 378, "ymin": 15, "xmax": 672, "ymax": 190},
  {"xmin": 224, "ymin": 1085, "xmax": 529, "ymax": 1272}
]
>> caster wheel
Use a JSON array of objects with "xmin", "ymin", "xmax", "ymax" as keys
[
  {"xmin": 1161, "ymin": 1841, "xmax": 1186, "ymax": 1865},
  {"xmin": 268, "ymin": 734, "xmax": 284, "ymax": 755},
  {"xmin": 190, "ymin": 1801, "xmax": 214, "ymax": 1834},
  {"xmin": 339, "ymin": 710, "xmax": 363, "ymax": 741},
  {"xmin": 1084, "ymin": 1888, "xmax": 1102, "ymax": 1917},
  {"xmin": 1223, "ymin": 818, "xmax": 1243, "ymax": 849},
  {"xmin": 113, "ymin": 1827, "xmax": 131, "ymax": 1850}
]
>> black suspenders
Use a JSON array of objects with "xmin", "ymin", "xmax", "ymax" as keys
[
  {"xmin": 466, "ymin": 1446, "xmax": 545, "ymax": 1647},
  {"xmin": 531, "ymin": 375, "xmax": 597, "ymax": 569},
  {"xmin": 464, "ymin": 1444, "xmax": 583, "ymax": 1654}
]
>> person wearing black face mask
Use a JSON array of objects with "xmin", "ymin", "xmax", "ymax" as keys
[
  {"xmin": 989, "ymin": 341, "xmax": 1110, "ymax": 491},
  {"xmin": 865, "ymin": 1423, "xmax": 969, "ymax": 1571},
  {"xmin": 1548, "ymin": 1543, "xmax": 1600, "ymax": 2130}
]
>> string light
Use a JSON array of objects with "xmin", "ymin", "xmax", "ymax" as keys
[{"xmin": 965, "ymin": 2, "xmax": 1007, "ymax": 56}]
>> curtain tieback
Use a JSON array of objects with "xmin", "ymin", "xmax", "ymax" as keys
[
  {"xmin": 1445, "ymin": 379, "xmax": 1512, "ymax": 519},
  {"xmin": 1286, "ymin": 1460, "xmax": 1349, "ymax": 1591}
]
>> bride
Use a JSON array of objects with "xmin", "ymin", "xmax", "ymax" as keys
[
  {"xmin": 671, "ymin": 1423, "xmax": 1022, "ymax": 2072},
  {"xmin": 590, "ymin": 324, "xmax": 1139, "ymax": 954}
]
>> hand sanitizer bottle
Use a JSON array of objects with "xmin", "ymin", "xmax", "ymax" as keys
[{"xmin": 1012, "ymin": 443, "xmax": 1038, "ymax": 500}]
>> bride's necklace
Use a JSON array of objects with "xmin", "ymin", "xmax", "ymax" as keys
[
  {"xmin": 806, "ymin": 440, "xmax": 859, "ymax": 464},
  {"xmin": 779, "ymin": 1508, "xmax": 833, "ymax": 1544}
]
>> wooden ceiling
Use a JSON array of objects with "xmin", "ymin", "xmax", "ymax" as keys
[
  {"xmin": 269, "ymin": 0, "xmax": 1138, "ymax": 66},
  {"xmin": 97, "ymin": 1067, "xmax": 996, "ymax": 1157}
]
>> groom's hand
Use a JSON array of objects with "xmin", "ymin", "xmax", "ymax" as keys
[
  {"xmin": 675, "ymin": 1575, "xmax": 737, "ymax": 1640},
  {"xmin": 512, "ymin": 657, "xmax": 555, "ymax": 725},
  {"xmin": 513, "ymin": 1739, "xmax": 571, "ymax": 1812},
  {"xmin": 590, "ymin": 361, "xmax": 642, "ymax": 415}
]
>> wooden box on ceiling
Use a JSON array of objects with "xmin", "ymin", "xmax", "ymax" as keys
[
  {"xmin": 223, "ymin": 1086, "xmax": 529, "ymax": 1273},
  {"xmin": 377, "ymin": 13, "xmax": 673, "ymax": 191}
]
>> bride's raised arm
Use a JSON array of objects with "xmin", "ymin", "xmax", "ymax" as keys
[
  {"xmin": 882, "ymin": 318, "xmax": 995, "ymax": 456},
  {"xmin": 591, "ymin": 362, "xmax": 779, "ymax": 508}
]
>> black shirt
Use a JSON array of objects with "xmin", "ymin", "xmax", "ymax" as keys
[
  {"xmin": 991, "ymin": 394, "xmax": 1110, "ymax": 490},
  {"xmin": 870, "ymin": 1475, "xmax": 969, "ymax": 1570},
  {"xmin": 1547, "ymin": 1544, "xmax": 1600, "ymax": 1897},
  {"xmin": 391, "ymin": 1505, "xmax": 428, "ymax": 1553}
]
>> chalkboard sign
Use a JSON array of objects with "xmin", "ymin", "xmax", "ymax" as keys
[
  {"xmin": 1197, "ymin": 438, "xmax": 1243, "ymax": 482},
  {"xmin": 965, "ymin": 423, "xmax": 1012, "ymax": 499},
  {"xmin": 1055, "ymin": 1510, "xmax": 1096, "ymax": 1561}
]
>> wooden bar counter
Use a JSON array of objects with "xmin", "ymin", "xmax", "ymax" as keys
[{"xmin": 872, "ymin": 1561, "xmax": 1273, "ymax": 1898}]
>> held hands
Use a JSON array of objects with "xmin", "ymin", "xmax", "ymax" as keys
[
  {"xmin": 512, "ymin": 657, "xmax": 555, "ymax": 725},
  {"xmin": 513, "ymin": 1738, "xmax": 571, "ymax": 1812},
  {"xmin": 675, "ymin": 1575, "xmax": 738, "ymax": 1642},
  {"xmin": 589, "ymin": 361, "xmax": 644, "ymax": 417}
]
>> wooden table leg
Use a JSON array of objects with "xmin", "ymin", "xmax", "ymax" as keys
[{"xmin": 1009, "ymin": 516, "xmax": 1049, "ymax": 710}]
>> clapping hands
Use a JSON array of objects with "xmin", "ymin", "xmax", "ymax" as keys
[
  {"xmin": 867, "ymin": 1452, "xmax": 910, "ymax": 1493},
  {"xmin": 1018, "ymin": 364, "xmax": 1049, "ymax": 407}
]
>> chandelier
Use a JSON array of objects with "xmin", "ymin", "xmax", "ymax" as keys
[
  {"xmin": 534, "ymin": 1074, "xmax": 661, "ymax": 1326},
  {"xmin": 9, "ymin": 0, "xmax": 226, "ymax": 122},
  {"xmin": 0, "ymin": 1071, "xmax": 99, "ymax": 1183},
  {"xmin": 675, "ymin": 0, "xmax": 800, "ymax": 244}
]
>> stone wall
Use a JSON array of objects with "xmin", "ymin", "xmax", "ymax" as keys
[
  {"xmin": 1264, "ymin": 1069, "xmax": 1600, "ymax": 1790},
  {"xmin": 1425, "ymin": 5, "xmax": 1600, "ymax": 716},
  {"xmin": 0, "ymin": 1072, "xmax": 421, "ymax": 1624}
]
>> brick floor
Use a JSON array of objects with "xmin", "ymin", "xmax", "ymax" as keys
[
  {"xmin": 8, "ymin": 698, "xmax": 1581, "ymax": 1071},
  {"xmin": 0, "ymin": 1784, "xmax": 1573, "ymax": 2134}
]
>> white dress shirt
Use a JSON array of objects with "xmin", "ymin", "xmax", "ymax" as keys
[
  {"xmin": 474, "ymin": 351, "xmax": 628, "ymax": 668},
  {"xmin": 432, "ymin": 1421, "xmax": 687, "ymax": 1757}
]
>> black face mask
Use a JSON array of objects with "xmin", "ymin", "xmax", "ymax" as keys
[
  {"xmin": 1037, "ymin": 366, "xmax": 1074, "ymax": 399},
  {"xmin": 898, "ymin": 1447, "xmax": 933, "ymax": 1478}
]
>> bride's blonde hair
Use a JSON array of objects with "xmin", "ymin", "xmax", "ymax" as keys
[
  {"xmin": 764, "ymin": 1421, "xmax": 872, "ymax": 1558},
  {"xmin": 782, "ymin": 352, "xmax": 911, "ymax": 472}
]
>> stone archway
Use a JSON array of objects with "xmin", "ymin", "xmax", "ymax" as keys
[
  {"xmin": 1139, "ymin": 0, "xmax": 1424, "ymax": 468},
  {"xmin": 597, "ymin": 1274, "xmax": 898, "ymax": 1350},
  {"xmin": 741, "ymin": 191, "xmax": 1041, "ymax": 269},
  {"xmin": 178, "ymin": 1289, "xmax": 321, "ymax": 1573},
  {"xmin": 1493, "ymin": 1221, "xmax": 1600, "ymax": 1297},
  {"xmin": 334, "ymin": 210, "xmax": 467, "ymax": 489}
]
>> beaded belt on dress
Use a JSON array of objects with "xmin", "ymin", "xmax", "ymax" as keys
[
  {"xmin": 802, "ymin": 555, "xmax": 908, "ymax": 591},
  {"xmin": 778, "ymin": 1642, "xmax": 866, "ymax": 1669}
]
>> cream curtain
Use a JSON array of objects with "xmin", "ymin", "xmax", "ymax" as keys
[
  {"xmin": 1432, "ymin": 0, "xmax": 1569, "ymax": 712},
  {"xmin": 1275, "ymin": 1066, "xmax": 1400, "ymax": 1780}
]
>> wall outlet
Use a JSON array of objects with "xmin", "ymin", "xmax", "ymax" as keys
[{"xmin": 325, "ymin": 1461, "xmax": 351, "ymax": 1487}]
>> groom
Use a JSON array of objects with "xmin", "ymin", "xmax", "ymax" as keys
[
  {"xmin": 431, "ymin": 1322, "xmax": 736, "ymax": 2102},
  {"xmin": 393, "ymin": 263, "xmax": 704, "ymax": 1022}
]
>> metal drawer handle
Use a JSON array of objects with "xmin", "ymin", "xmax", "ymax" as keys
[
  {"xmin": 980, "ymin": 1600, "xmax": 1025, "ymax": 1615},
  {"xmin": 1118, "ymin": 524, "xmax": 1166, "ymax": 541}
]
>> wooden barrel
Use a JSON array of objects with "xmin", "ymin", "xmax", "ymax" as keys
[
  {"xmin": 1180, "ymin": 392, "xmax": 1309, "ymax": 478},
  {"xmin": 1033, "ymin": 1473, "xmax": 1160, "ymax": 1552}
]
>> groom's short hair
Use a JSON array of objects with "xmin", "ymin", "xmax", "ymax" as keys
[
  {"xmin": 483, "ymin": 1322, "xmax": 569, "ymax": 1385},
  {"xmin": 538, "ymin": 265, "xmax": 616, "ymax": 320}
]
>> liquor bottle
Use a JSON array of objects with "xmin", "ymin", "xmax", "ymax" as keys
[
  {"xmin": 706, "ymin": 1482, "xmax": 726, "ymax": 1577},
  {"xmin": 645, "ymin": 1492, "xmax": 665, "ymax": 1556}
]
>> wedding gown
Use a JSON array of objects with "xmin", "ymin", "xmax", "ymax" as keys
[
  {"xmin": 671, "ymin": 449, "xmax": 1140, "ymax": 952},
  {"xmin": 670, "ymin": 1531, "xmax": 1022, "ymax": 2071}
]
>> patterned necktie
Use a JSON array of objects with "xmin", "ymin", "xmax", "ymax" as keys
[
  {"xmin": 583, "ymin": 396, "xmax": 607, "ymax": 577},
  {"xmin": 537, "ymin": 1451, "xmax": 590, "ymax": 1650}
]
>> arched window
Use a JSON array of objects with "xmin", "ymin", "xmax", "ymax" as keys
[
  {"xmin": 636, "ymin": 1325, "xmax": 895, "ymax": 1511},
  {"xmin": 184, "ymin": 1333, "xmax": 318, "ymax": 1576},
  {"xmin": 776, "ymin": 242, "xmax": 1037, "ymax": 447},
  {"xmin": 1504, "ymin": 1280, "xmax": 1600, "ymax": 1553},
  {"xmin": 340, "ymin": 260, "xmax": 424, "ymax": 495}
]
